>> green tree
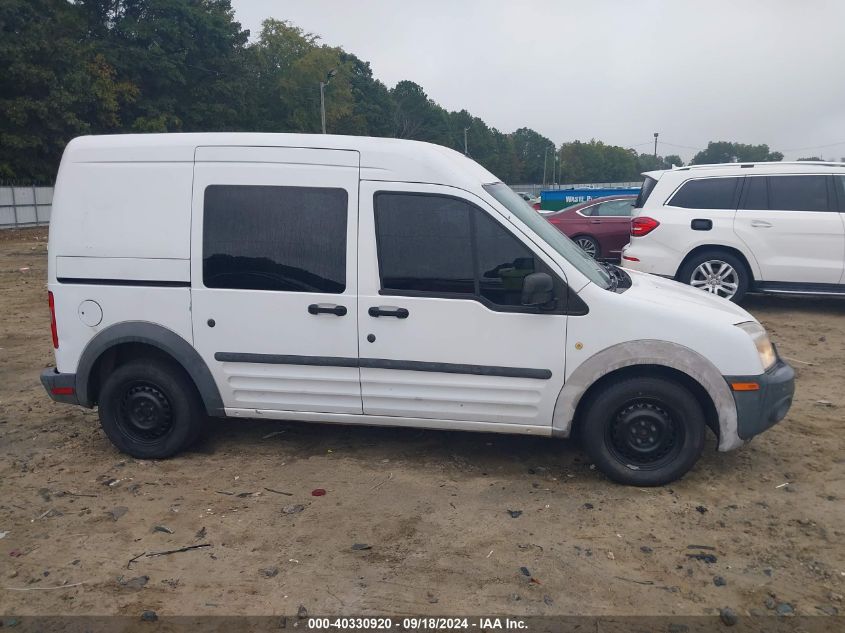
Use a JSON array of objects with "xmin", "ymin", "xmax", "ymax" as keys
[
  {"xmin": 0, "ymin": 0, "xmax": 136, "ymax": 181},
  {"xmin": 664, "ymin": 154, "xmax": 684, "ymax": 167},
  {"xmin": 509, "ymin": 128, "xmax": 555, "ymax": 183},
  {"xmin": 691, "ymin": 141, "xmax": 784, "ymax": 165},
  {"xmin": 390, "ymin": 81, "xmax": 451, "ymax": 145}
]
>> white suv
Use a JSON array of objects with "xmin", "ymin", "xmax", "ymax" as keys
[{"xmin": 621, "ymin": 162, "xmax": 845, "ymax": 301}]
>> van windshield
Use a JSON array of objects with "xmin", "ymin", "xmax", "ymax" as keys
[{"xmin": 483, "ymin": 183, "xmax": 612, "ymax": 289}]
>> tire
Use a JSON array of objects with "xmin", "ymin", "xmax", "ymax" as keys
[
  {"xmin": 678, "ymin": 250, "xmax": 750, "ymax": 302},
  {"xmin": 574, "ymin": 235, "xmax": 600, "ymax": 259},
  {"xmin": 98, "ymin": 359, "xmax": 205, "ymax": 459},
  {"xmin": 580, "ymin": 376, "xmax": 706, "ymax": 486}
]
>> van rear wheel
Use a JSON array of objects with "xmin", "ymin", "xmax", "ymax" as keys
[
  {"xmin": 98, "ymin": 359, "xmax": 204, "ymax": 459},
  {"xmin": 580, "ymin": 376, "xmax": 706, "ymax": 486}
]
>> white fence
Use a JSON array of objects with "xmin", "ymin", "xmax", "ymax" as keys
[
  {"xmin": 509, "ymin": 182, "xmax": 642, "ymax": 196},
  {"xmin": 0, "ymin": 186, "xmax": 53, "ymax": 228}
]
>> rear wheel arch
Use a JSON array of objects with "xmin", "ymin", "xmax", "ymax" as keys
[
  {"xmin": 76, "ymin": 322, "xmax": 224, "ymax": 416},
  {"xmin": 676, "ymin": 244, "xmax": 757, "ymax": 283}
]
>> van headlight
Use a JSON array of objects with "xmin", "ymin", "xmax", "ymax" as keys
[{"xmin": 736, "ymin": 322, "xmax": 776, "ymax": 371}]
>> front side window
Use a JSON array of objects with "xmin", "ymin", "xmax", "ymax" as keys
[
  {"xmin": 482, "ymin": 183, "xmax": 612, "ymax": 289},
  {"xmin": 767, "ymin": 175, "xmax": 829, "ymax": 211},
  {"xmin": 669, "ymin": 177, "xmax": 740, "ymax": 209},
  {"xmin": 203, "ymin": 185, "xmax": 347, "ymax": 293},
  {"xmin": 374, "ymin": 192, "xmax": 545, "ymax": 309}
]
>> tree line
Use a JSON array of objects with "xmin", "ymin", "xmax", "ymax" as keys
[{"xmin": 1, "ymin": 0, "xmax": 789, "ymax": 184}]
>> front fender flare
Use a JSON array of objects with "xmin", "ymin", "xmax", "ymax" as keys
[{"xmin": 552, "ymin": 340, "xmax": 742, "ymax": 451}]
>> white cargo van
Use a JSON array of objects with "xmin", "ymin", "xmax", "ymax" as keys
[{"xmin": 42, "ymin": 134, "xmax": 794, "ymax": 485}]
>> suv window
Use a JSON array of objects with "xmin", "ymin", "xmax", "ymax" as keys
[
  {"xmin": 669, "ymin": 177, "xmax": 740, "ymax": 209},
  {"xmin": 594, "ymin": 199, "xmax": 634, "ymax": 216},
  {"xmin": 741, "ymin": 176, "xmax": 768, "ymax": 210},
  {"xmin": 836, "ymin": 176, "xmax": 845, "ymax": 212},
  {"xmin": 374, "ymin": 192, "xmax": 545, "ymax": 309},
  {"xmin": 768, "ymin": 175, "xmax": 829, "ymax": 211},
  {"xmin": 203, "ymin": 185, "xmax": 347, "ymax": 293},
  {"xmin": 635, "ymin": 177, "xmax": 657, "ymax": 208}
]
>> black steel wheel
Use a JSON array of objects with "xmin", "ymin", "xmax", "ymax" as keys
[
  {"xmin": 580, "ymin": 376, "xmax": 706, "ymax": 486},
  {"xmin": 98, "ymin": 359, "xmax": 204, "ymax": 459}
]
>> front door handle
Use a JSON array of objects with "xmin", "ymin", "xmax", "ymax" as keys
[
  {"xmin": 368, "ymin": 306, "xmax": 409, "ymax": 319},
  {"xmin": 308, "ymin": 303, "xmax": 347, "ymax": 316},
  {"xmin": 750, "ymin": 220, "xmax": 773, "ymax": 228},
  {"xmin": 590, "ymin": 219, "xmax": 601, "ymax": 224}
]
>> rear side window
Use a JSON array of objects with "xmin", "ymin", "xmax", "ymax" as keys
[
  {"xmin": 768, "ymin": 175, "xmax": 829, "ymax": 211},
  {"xmin": 374, "ymin": 192, "xmax": 544, "ymax": 309},
  {"xmin": 203, "ymin": 185, "xmax": 347, "ymax": 293},
  {"xmin": 634, "ymin": 177, "xmax": 657, "ymax": 208},
  {"xmin": 669, "ymin": 177, "xmax": 740, "ymax": 209},
  {"xmin": 594, "ymin": 199, "xmax": 634, "ymax": 216}
]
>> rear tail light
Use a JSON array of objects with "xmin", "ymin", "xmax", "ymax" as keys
[
  {"xmin": 631, "ymin": 216, "xmax": 660, "ymax": 237},
  {"xmin": 48, "ymin": 291, "xmax": 58, "ymax": 349}
]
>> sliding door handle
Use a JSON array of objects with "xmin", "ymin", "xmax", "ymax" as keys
[
  {"xmin": 368, "ymin": 306, "xmax": 409, "ymax": 319},
  {"xmin": 308, "ymin": 303, "xmax": 347, "ymax": 316},
  {"xmin": 750, "ymin": 220, "xmax": 773, "ymax": 228}
]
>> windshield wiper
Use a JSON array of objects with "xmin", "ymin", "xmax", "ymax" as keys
[{"xmin": 598, "ymin": 261, "xmax": 618, "ymax": 291}]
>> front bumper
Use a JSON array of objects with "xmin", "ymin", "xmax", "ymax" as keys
[
  {"xmin": 40, "ymin": 368, "xmax": 79, "ymax": 406},
  {"xmin": 726, "ymin": 358, "xmax": 795, "ymax": 441}
]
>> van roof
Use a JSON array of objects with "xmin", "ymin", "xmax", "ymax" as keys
[
  {"xmin": 644, "ymin": 160, "xmax": 845, "ymax": 180},
  {"xmin": 63, "ymin": 133, "xmax": 500, "ymax": 190}
]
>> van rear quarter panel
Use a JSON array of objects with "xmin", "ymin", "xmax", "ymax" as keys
[
  {"xmin": 50, "ymin": 161, "xmax": 193, "ymax": 260},
  {"xmin": 49, "ymin": 150, "xmax": 195, "ymax": 373}
]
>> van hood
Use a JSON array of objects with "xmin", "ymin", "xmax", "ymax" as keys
[{"xmin": 622, "ymin": 269, "xmax": 754, "ymax": 324}]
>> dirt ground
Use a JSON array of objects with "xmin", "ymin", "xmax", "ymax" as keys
[{"xmin": 1, "ymin": 226, "xmax": 843, "ymax": 619}]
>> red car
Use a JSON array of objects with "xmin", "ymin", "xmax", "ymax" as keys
[{"xmin": 544, "ymin": 195, "xmax": 635, "ymax": 260}]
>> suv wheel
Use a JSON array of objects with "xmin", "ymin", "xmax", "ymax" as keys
[
  {"xmin": 580, "ymin": 376, "xmax": 706, "ymax": 486},
  {"xmin": 98, "ymin": 359, "xmax": 204, "ymax": 459},
  {"xmin": 679, "ymin": 250, "xmax": 749, "ymax": 302},
  {"xmin": 574, "ymin": 235, "xmax": 600, "ymax": 259}
]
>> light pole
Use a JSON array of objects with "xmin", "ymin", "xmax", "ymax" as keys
[
  {"xmin": 542, "ymin": 146, "xmax": 549, "ymax": 189},
  {"xmin": 554, "ymin": 154, "xmax": 560, "ymax": 189},
  {"xmin": 653, "ymin": 132, "xmax": 659, "ymax": 159},
  {"xmin": 464, "ymin": 127, "xmax": 470, "ymax": 155},
  {"xmin": 320, "ymin": 69, "xmax": 338, "ymax": 134}
]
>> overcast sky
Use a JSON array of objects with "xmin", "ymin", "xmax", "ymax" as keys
[{"xmin": 231, "ymin": 0, "xmax": 845, "ymax": 161}]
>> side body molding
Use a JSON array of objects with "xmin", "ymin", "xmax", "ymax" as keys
[
  {"xmin": 75, "ymin": 321, "xmax": 225, "ymax": 416},
  {"xmin": 552, "ymin": 340, "xmax": 742, "ymax": 451}
]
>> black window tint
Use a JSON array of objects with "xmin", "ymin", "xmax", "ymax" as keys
[
  {"xmin": 595, "ymin": 199, "xmax": 634, "ymax": 216},
  {"xmin": 836, "ymin": 176, "xmax": 845, "ymax": 212},
  {"xmin": 768, "ymin": 175, "xmax": 829, "ymax": 211},
  {"xmin": 742, "ymin": 177, "xmax": 768, "ymax": 210},
  {"xmin": 203, "ymin": 185, "xmax": 347, "ymax": 293},
  {"xmin": 374, "ymin": 193, "xmax": 548, "ymax": 309},
  {"xmin": 635, "ymin": 177, "xmax": 657, "ymax": 208},
  {"xmin": 374, "ymin": 194, "xmax": 474, "ymax": 294},
  {"xmin": 669, "ymin": 177, "xmax": 740, "ymax": 209},
  {"xmin": 475, "ymin": 210, "xmax": 537, "ymax": 307}
]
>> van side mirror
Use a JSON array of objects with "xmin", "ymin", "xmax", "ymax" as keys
[{"xmin": 521, "ymin": 272, "xmax": 555, "ymax": 308}]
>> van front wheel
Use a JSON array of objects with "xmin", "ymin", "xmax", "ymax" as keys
[
  {"xmin": 98, "ymin": 359, "xmax": 204, "ymax": 459},
  {"xmin": 580, "ymin": 377, "xmax": 706, "ymax": 486}
]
